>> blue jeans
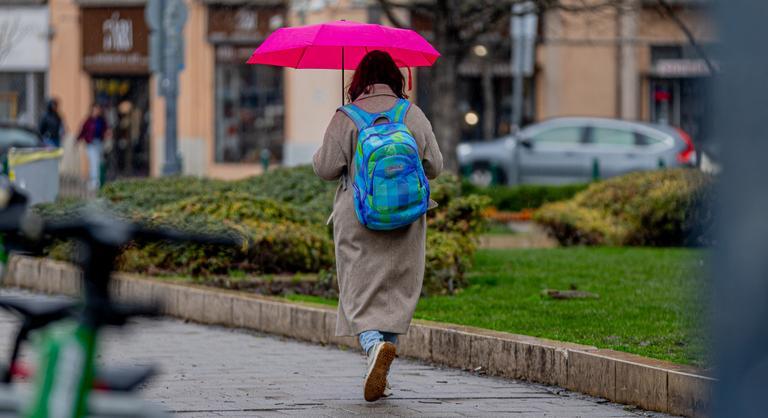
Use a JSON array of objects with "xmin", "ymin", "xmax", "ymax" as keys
[
  {"xmin": 86, "ymin": 141, "xmax": 102, "ymax": 189},
  {"xmin": 359, "ymin": 330, "xmax": 398, "ymax": 355}
]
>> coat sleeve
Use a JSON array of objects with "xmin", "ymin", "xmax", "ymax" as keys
[
  {"xmin": 313, "ymin": 111, "xmax": 350, "ymax": 181},
  {"xmin": 406, "ymin": 104, "xmax": 443, "ymax": 180}
]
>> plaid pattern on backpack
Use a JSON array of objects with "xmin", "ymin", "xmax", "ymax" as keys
[{"xmin": 339, "ymin": 98, "xmax": 430, "ymax": 230}]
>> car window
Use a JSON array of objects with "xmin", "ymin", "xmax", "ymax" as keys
[
  {"xmin": 0, "ymin": 127, "xmax": 40, "ymax": 149},
  {"xmin": 636, "ymin": 133, "xmax": 664, "ymax": 146},
  {"xmin": 530, "ymin": 127, "xmax": 582, "ymax": 144},
  {"xmin": 591, "ymin": 127, "xmax": 635, "ymax": 146}
]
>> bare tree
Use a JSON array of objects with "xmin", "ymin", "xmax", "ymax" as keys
[
  {"xmin": 0, "ymin": 19, "xmax": 31, "ymax": 65},
  {"xmin": 378, "ymin": 0, "xmax": 713, "ymax": 173},
  {"xmin": 655, "ymin": 0, "xmax": 716, "ymax": 74},
  {"xmin": 378, "ymin": 0, "xmax": 620, "ymax": 172}
]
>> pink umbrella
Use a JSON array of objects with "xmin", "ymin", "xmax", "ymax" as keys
[{"xmin": 247, "ymin": 20, "xmax": 440, "ymax": 105}]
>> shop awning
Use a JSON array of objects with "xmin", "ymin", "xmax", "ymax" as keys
[{"xmin": 650, "ymin": 59, "xmax": 717, "ymax": 78}]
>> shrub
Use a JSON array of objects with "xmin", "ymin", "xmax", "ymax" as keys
[
  {"xmin": 463, "ymin": 182, "xmax": 587, "ymax": 212},
  {"xmin": 534, "ymin": 169, "xmax": 713, "ymax": 247},
  {"xmin": 35, "ymin": 165, "xmax": 489, "ymax": 294},
  {"xmin": 119, "ymin": 221, "xmax": 334, "ymax": 276},
  {"xmin": 118, "ymin": 194, "xmax": 334, "ymax": 276},
  {"xmin": 428, "ymin": 194, "xmax": 491, "ymax": 235},
  {"xmin": 100, "ymin": 176, "xmax": 231, "ymax": 214},
  {"xmin": 150, "ymin": 192, "xmax": 309, "ymax": 224},
  {"xmin": 424, "ymin": 231, "xmax": 475, "ymax": 295}
]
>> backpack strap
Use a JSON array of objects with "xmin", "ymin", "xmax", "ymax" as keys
[
  {"xmin": 338, "ymin": 104, "xmax": 374, "ymax": 131},
  {"xmin": 385, "ymin": 99, "xmax": 411, "ymax": 124}
]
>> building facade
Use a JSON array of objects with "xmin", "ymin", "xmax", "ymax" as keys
[
  {"xmin": 47, "ymin": 0, "xmax": 714, "ymax": 179},
  {"xmin": 49, "ymin": 0, "xmax": 382, "ymax": 179},
  {"xmin": 536, "ymin": 0, "xmax": 715, "ymax": 143}
]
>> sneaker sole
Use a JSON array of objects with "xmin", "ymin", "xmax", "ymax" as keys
[{"xmin": 364, "ymin": 342, "xmax": 396, "ymax": 402}]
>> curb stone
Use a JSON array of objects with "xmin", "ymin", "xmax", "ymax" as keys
[{"xmin": 3, "ymin": 255, "xmax": 712, "ymax": 417}]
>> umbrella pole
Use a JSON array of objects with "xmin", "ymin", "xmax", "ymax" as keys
[{"xmin": 341, "ymin": 46, "xmax": 345, "ymax": 106}]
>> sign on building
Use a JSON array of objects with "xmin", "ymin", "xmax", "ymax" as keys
[
  {"xmin": 82, "ymin": 7, "xmax": 149, "ymax": 74},
  {"xmin": 208, "ymin": 5, "xmax": 284, "ymax": 42}
]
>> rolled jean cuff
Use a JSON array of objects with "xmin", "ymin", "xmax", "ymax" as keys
[{"xmin": 358, "ymin": 330, "xmax": 398, "ymax": 355}]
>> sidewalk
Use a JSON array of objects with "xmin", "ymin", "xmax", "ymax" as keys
[{"xmin": 0, "ymin": 291, "xmax": 669, "ymax": 417}]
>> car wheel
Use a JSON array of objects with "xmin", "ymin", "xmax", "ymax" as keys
[{"xmin": 468, "ymin": 163, "xmax": 505, "ymax": 187}]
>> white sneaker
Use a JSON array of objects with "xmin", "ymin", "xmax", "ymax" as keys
[
  {"xmin": 363, "ymin": 342, "xmax": 396, "ymax": 402},
  {"xmin": 382, "ymin": 382, "xmax": 393, "ymax": 398}
]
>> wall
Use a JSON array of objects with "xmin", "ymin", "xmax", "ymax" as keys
[
  {"xmin": 282, "ymin": 2, "xmax": 368, "ymax": 167},
  {"xmin": 49, "ymin": 0, "xmax": 93, "ymax": 176},
  {"xmin": 150, "ymin": 0, "xmax": 218, "ymax": 178},
  {"xmin": 536, "ymin": 2, "xmax": 715, "ymax": 122}
]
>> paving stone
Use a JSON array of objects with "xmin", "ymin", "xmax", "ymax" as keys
[
  {"xmin": 0, "ymin": 289, "xmax": 678, "ymax": 418},
  {"xmin": 176, "ymin": 286, "xmax": 207, "ymax": 323},
  {"xmin": 398, "ymin": 323, "xmax": 432, "ymax": 362},
  {"xmin": 567, "ymin": 349, "xmax": 616, "ymax": 401},
  {"xmin": 290, "ymin": 305, "xmax": 328, "ymax": 344},
  {"xmin": 430, "ymin": 327, "xmax": 472, "ymax": 369},
  {"xmin": 615, "ymin": 359, "xmax": 668, "ymax": 412},
  {"xmin": 232, "ymin": 294, "xmax": 261, "ymax": 330},
  {"xmin": 39, "ymin": 259, "xmax": 62, "ymax": 294},
  {"xmin": 668, "ymin": 371, "xmax": 712, "ymax": 418},
  {"xmin": 152, "ymin": 282, "xmax": 180, "ymax": 316},
  {"xmin": 260, "ymin": 300, "xmax": 293, "ymax": 337},
  {"xmin": 324, "ymin": 311, "xmax": 358, "ymax": 349},
  {"xmin": 203, "ymin": 290, "xmax": 234, "ymax": 326}
]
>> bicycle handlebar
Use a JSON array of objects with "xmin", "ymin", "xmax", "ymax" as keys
[{"xmin": 2, "ymin": 207, "xmax": 240, "ymax": 254}]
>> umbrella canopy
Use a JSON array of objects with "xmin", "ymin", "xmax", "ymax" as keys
[{"xmin": 246, "ymin": 20, "xmax": 440, "ymax": 70}]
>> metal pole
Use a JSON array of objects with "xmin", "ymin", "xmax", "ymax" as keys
[
  {"xmin": 512, "ymin": 45, "xmax": 524, "ymax": 130},
  {"xmin": 511, "ymin": 4, "xmax": 525, "ymax": 131},
  {"xmin": 161, "ymin": 0, "xmax": 182, "ymax": 175},
  {"xmin": 712, "ymin": 1, "xmax": 768, "ymax": 417}
]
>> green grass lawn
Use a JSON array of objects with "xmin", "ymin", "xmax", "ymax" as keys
[{"xmin": 287, "ymin": 247, "xmax": 708, "ymax": 366}]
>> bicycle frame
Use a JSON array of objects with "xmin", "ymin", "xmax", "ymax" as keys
[
  {"xmin": 26, "ymin": 321, "xmax": 96, "ymax": 418},
  {"xmin": 24, "ymin": 231, "xmax": 121, "ymax": 418}
]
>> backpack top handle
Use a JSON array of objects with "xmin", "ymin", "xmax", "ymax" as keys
[{"xmin": 339, "ymin": 99, "xmax": 411, "ymax": 131}]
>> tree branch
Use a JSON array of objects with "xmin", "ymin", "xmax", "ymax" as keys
[
  {"xmin": 377, "ymin": 0, "xmax": 409, "ymax": 28},
  {"xmin": 656, "ymin": 0, "xmax": 716, "ymax": 74}
]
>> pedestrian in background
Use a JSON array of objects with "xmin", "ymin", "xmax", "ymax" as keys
[
  {"xmin": 313, "ymin": 50, "xmax": 443, "ymax": 402},
  {"xmin": 38, "ymin": 98, "xmax": 64, "ymax": 147},
  {"xmin": 77, "ymin": 103, "xmax": 109, "ymax": 190}
]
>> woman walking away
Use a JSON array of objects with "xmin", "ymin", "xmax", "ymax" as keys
[
  {"xmin": 313, "ymin": 50, "xmax": 443, "ymax": 402},
  {"xmin": 77, "ymin": 104, "xmax": 108, "ymax": 190}
]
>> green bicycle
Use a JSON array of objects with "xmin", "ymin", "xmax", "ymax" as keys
[{"xmin": 0, "ymin": 177, "xmax": 238, "ymax": 417}]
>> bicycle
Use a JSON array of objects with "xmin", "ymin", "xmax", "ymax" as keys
[{"xmin": 0, "ymin": 176, "xmax": 239, "ymax": 417}]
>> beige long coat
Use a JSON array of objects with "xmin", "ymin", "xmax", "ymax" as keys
[{"xmin": 313, "ymin": 84, "xmax": 443, "ymax": 337}]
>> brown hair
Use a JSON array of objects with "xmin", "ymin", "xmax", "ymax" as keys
[{"xmin": 347, "ymin": 50, "xmax": 408, "ymax": 102}]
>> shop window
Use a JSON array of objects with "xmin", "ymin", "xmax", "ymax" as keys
[
  {"xmin": 215, "ymin": 47, "xmax": 284, "ymax": 163},
  {"xmin": 0, "ymin": 72, "xmax": 44, "ymax": 126}
]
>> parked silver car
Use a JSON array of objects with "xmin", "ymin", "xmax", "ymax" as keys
[{"xmin": 457, "ymin": 117, "xmax": 696, "ymax": 186}]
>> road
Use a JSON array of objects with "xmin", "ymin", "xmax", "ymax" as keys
[{"xmin": 0, "ymin": 290, "xmax": 670, "ymax": 417}]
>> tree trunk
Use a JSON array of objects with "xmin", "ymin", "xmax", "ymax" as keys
[
  {"xmin": 428, "ymin": 0, "xmax": 462, "ymax": 173},
  {"xmin": 430, "ymin": 54, "xmax": 461, "ymax": 173}
]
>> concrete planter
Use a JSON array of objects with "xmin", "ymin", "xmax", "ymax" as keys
[{"xmin": 2, "ymin": 255, "xmax": 712, "ymax": 417}]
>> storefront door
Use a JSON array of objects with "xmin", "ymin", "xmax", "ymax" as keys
[{"xmin": 93, "ymin": 76, "xmax": 150, "ymax": 178}]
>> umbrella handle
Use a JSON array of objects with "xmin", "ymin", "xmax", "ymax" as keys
[{"xmin": 342, "ymin": 46, "xmax": 345, "ymax": 106}]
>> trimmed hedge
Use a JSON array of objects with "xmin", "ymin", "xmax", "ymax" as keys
[
  {"xmin": 36, "ymin": 166, "xmax": 489, "ymax": 295},
  {"xmin": 534, "ymin": 169, "xmax": 713, "ymax": 247},
  {"xmin": 463, "ymin": 182, "xmax": 587, "ymax": 212}
]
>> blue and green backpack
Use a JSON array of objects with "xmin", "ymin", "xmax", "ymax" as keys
[{"xmin": 339, "ymin": 98, "xmax": 430, "ymax": 230}]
